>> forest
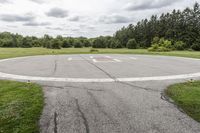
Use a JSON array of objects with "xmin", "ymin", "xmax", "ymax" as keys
[{"xmin": 0, "ymin": 3, "xmax": 199, "ymax": 51}]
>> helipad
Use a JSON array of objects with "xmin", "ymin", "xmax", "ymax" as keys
[
  {"xmin": 1, "ymin": 54, "xmax": 200, "ymax": 133},
  {"xmin": 0, "ymin": 54, "xmax": 199, "ymax": 82}
]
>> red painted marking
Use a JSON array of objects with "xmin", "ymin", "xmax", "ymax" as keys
[{"xmin": 94, "ymin": 57, "xmax": 113, "ymax": 62}]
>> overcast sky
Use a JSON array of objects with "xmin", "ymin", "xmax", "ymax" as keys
[{"xmin": 0, "ymin": 0, "xmax": 198, "ymax": 38}]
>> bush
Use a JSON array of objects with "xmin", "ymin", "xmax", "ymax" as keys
[
  {"xmin": 0, "ymin": 39, "xmax": 14, "ymax": 47},
  {"xmin": 92, "ymin": 37, "xmax": 107, "ymax": 48},
  {"xmin": 21, "ymin": 37, "xmax": 32, "ymax": 48},
  {"xmin": 62, "ymin": 39, "xmax": 72, "ymax": 48},
  {"xmin": 110, "ymin": 39, "xmax": 122, "ymax": 49},
  {"xmin": 191, "ymin": 43, "xmax": 200, "ymax": 51},
  {"xmin": 90, "ymin": 48, "xmax": 99, "ymax": 53},
  {"xmin": 50, "ymin": 39, "xmax": 61, "ymax": 49},
  {"xmin": 148, "ymin": 37, "xmax": 172, "ymax": 52},
  {"xmin": 157, "ymin": 47, "xmax": 171, "ymax": 52},
  {"xmin": 152, "ymin": 36, "xmax": 160, "ymax": 44},
  {"xmin": 148, "ymin": 45, "xmax": 170, "ymax": 52},
  {"xmin": 82, "ymin": 39, "xmax": 91, "ymax": 47},
  {"xmin": 32, "ymin": 40, "xmax": 42, "ymax": 47},
  {"xmin": 174, "ymin": 41, "xmax": 186, "ymax": 50},
  {"xmin": 162, "ymin": 40, "xmax": 172, "ymax": 49},
  {"xmin": 74, "ymin": 40, "xmax": 83, "ymax": 48},
  {"xmin": 126, "ymin": 39, "xmax": 138, "ymax": 49}
]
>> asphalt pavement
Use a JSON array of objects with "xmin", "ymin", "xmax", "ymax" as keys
[{"xmin": 0, "ymin": 54, "xmax": 200, "ymax": 133}]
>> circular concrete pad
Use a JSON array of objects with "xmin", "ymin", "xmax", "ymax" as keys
[
  {"xmin": 0, "ymin": 54, "xmax": 200, "ymax": 82},
  {"xmin": 2, "ymin": 54, "xmax": 200, "ymax": 133}
]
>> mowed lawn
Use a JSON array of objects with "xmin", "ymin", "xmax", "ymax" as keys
[
  {"xmin": 0, "ymin": 80, "xmax": 43, "ymax": 133},
  {"xmin": 0, "ymin": 47, "xmax": 200, "ymax": 59},
  {"xmin": 166, "ymin": 81, "xmax": 200, "ymax": 122}
]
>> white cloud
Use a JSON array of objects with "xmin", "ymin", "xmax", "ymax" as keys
[
  {"xmin": 0, "ymin": 13, "xmax": 35, "ymax": 22},
  {"xmin": 0, "ymin": 0, "xmax": 198, "ymax": 37},
  {"xmin": 68, "ymin": 16, "xmax": 80, "ymax": 22},
  {"xmin": 0, "ymin": 0, "xmax": 10, "ymax": 4},
  {"xmin": 99, "ymin": 14, "xmax": 132, "ymax": 24},
  {"xmin": 124, "ymin": 0, "xmax": 181, "ymax": 11},
  {"xmin": 46, "ymin": 8, "xmax": 68, "ymax": 18},
  {"xmin": 24, "ymin": 21, "xmax": 51, "ymax": 26}
]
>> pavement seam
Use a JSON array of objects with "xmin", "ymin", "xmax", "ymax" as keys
[
  {"xmin": 79, "ymin": 55, "xmax": 116, "ymax": 80},
  {"xmin": 79, "ymin": 55, "xmax": 158, "ymax": 92},
  {"xmin": 75, "ymin": 99, "xmax": 90, "ymax": 133},
  {"xmin": 87, "ymin": 90, "xmax": 117, "ymax": 122},
  {"xmin": 53, "ymin": 56, "xmax": 58, "ymax": 75},
  {"xmin": 54, "ymin": 112, "xmax": 58, "ymax": 133},
  {"xmin": 117, "ymin": 81, "xmax": 160, "ymax": 92}
]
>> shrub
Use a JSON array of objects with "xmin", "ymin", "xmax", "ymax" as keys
[
  {"xmin": 0, "ymin": 39, "xmax": 14, "ymax": 47},
  {"xmin": 21, "ymin": 37, "xmax": 32, "ymax": 48},
  {"xmin": 148, "ymin": 37, "xmax": 172, "ymax": 52},
  {"xmin": 148, "ymin": 44, "xmax": 159, "ymax": 51},
  {"xmin": 148, "ymin": 46, "xmax": 170, "ymax": 52},
  {"xmin": 92, "ymin": 37, "xmax": 107, "ymax": 48},
  {"xmin": 82, "ymin": 39, "xmax": 91, "ymax": 47},
  {"xmin": 126, "ymin": 39, "xmax": 138, "ymax": 49},
  {"xmin": 152, "ymin": 36, "xmax": 160, "ymax": 44},
  {"xmin": 90, "ymin": 48, "xmax": 99, "ymax": 53},
  {"xmin": 174, "ymin": 41, "xmax": 186, "ymax": 50},
  {"xmin": 50, "ymin": 39, "xmax": 61, "ymax": 49},
  {"xmin": 32, "ymin": 40, "xmax": 42, "ymax": 47},
  {"xmin": 162, "ymin": 40, "xmax": 172, "ymax": 49},
  {"xmin": 62, "ymin": 39, "xmax": 72, "ymax": 48},
  {"xmin": 157, "ymin": 47, "xmax": 171, "ymax": 52},
  {"xmin": 74, "ymin": 40, "xmax": 83, "ymax": 48},
  {"xmin": 191, "ymin": 43, "xmax": 200, "ymax": 51},
  {"xmin": 110, "ymin": 39, "xmax": 122, "ymax": 49}
]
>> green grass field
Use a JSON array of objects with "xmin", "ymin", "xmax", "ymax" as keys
[
  {"xmin": 166, "ymin": 81, "xmax": 200, "ymax": 122},
  {"xmin": 0, "ymin": 47, "xmax": 200, "ymax": 59},
  {"xmin": 0, "ymin": 80, "xmax": 43, "ymax": 133}
]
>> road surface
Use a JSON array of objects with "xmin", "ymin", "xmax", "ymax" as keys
[{"xmin": 0, "ymin": 54, "xmax": 200, "ymax": 133}]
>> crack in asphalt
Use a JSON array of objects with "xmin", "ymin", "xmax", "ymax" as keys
[
  {"xmin": 86, "ymin": 90, "xmax": 124, "ymax": 132},
  {"xmin": 50, "ymin": 56, "xmax": 58, "ymax": 76},
  {"xmin": 43, "ymin": 85, "xmax": 104, "ymax": 92},
  {"xmin": 53, "ymin": 59, "xmax": 58, "ymax": 75},
  {"xmin": 43, "ymin": 85, "xmax": 64, "ymax": 90},
  {"xmin": 79, "ymin": 55, "xmax": 160, "ymax": 93},
  {"xmin": 54, "ymin": 112, "xmax": 58, "ymax": 133},
  {"xmin": 87, "ymin": 90, "xmax": 118, "ymax": 123},
  {"xmin": 38, "ymin": 56, "xmax": 200, "ymax": 133},
  {"xmin": 75, "ymin": 98, "xmax": 90, "ymax": 133},
  {"xmin": 118, "ymin": 81, "xmax": 160, "ymax": 92},
  {"xmin": 79, "ymin": 55, "xmax": 116, "ymax": 80}
]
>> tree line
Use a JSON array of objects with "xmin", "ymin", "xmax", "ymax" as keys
[
  {"xmin": 0, "ymin": 3, "xmax": 199, "ymax": 51},
  {"xmin": 0, "ymin": 32, "xmax": 93, "ymax": 49},
  {"xmin": 114, "ymin": 2, "xmax": 200, "ymax": 51}
]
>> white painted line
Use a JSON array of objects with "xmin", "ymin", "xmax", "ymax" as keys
[
  {"xmin": 130, "ymin": 57, "xmax": 137, "ymax": 60},
  {"xmin": 0, "ymin": 72, "xmax": 199, "ymax": 83},
  {"xmin": 92, "ymin": 59, "xmax": 97, "ymax": 63},
  {"xmin": 0, "ymin": 56, "xmax": 199, "ymax": 83},
  {"xmin": 117, "ymin": 73, "xmax": 200, "ymax": 82},
  {"xmin": 90, "ymin": 56, "xmax": 94, "ymax": 59},
  {"xmin": 0, "ymin": 56, "xmax": 30, "ymax": 63},
  {"xmin": 68, "ymin": 58, "xmax": 72, "ymax": 61},
  {"xmin": 106, "ymin": 56, "xmax": 111, "ymax": 58},
  {"xmin": 114, "ymin": 59, "xmax": 122, "ymax": 62}
]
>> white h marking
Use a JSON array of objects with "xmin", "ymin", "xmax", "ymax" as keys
[
  {"xmin": 130, "ymin": 57, "xmax": 137, "ymax": 60},
  {"xmin": 114, "ymin": 59, "xmax": 121, "ymax": 62},
  {"xmin": 68, "ymin": 58, "xmax": 72, "ymax": 61}
]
